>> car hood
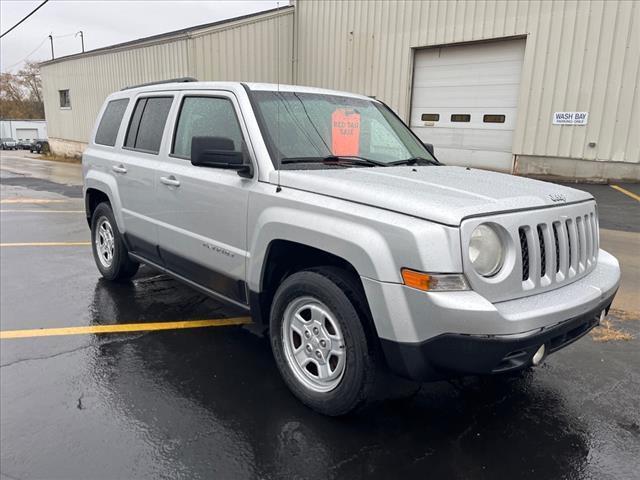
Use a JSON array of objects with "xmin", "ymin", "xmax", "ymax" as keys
[{"xmin": 272, "ymin": 166, "xmax": 593, "ymax": 226}]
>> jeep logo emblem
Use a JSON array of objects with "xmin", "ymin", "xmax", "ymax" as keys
[{"xmin": 549, "ymin": 193, "xmax": 567, "ymax": 203}]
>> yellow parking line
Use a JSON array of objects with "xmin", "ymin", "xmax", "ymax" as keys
[
  {"xmin": 0, "ymin": 317, "xmax": 252, "ymax": 339},
  {"xmin": 0, "ymin": 242, "xmax": 91, "ymax": 247},
  {"xmin": 1, "ymin": 210, "xmax": 84, "ymax": 213},
  {"xmin": 0, "ymin": 199, "xmax": 68, "ymax": 204},
  {"xmin": 610, "ymin": 185, "xmax": 640, "ymax": 202}
]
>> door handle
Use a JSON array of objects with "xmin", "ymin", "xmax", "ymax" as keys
[
  {"xmin": 112, "ymin": 164, "xmax": 127, "ymax": 174},
  {"xmin": 160, "ymin": 175, "xmax": 180, "ymax": 187}
]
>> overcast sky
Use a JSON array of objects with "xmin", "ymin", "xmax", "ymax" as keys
[{"xmin": 1, "ymin": 0, "xmax": 282, "ymax": 73}]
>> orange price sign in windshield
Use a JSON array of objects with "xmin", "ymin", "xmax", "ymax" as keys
[{"xmin": 331, "ymin": 108, "xmax": 361, "ymax": 156}]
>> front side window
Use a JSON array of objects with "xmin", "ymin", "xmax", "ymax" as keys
[
  {"xmin": 172, "ymin": 96, "xmax": 244, "ymax": 159},
  {"xmin": 251, "ymin": 91, "xmax": 436, "ymax": 168},
  {"xmin": 59, "ymin": 90, "xmax": 70, "ymax": 108},
  {"xmin": 124, "ymin": 96, "xmax": 173, "ymax": 154},
  {"xmin": 95, "ymin": 99, "xmax": 129, "ymax": 146}
]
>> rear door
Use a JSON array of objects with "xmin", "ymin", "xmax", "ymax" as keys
[
  {"xmin": 155, "ymin": 91, "xmax": 253, "ymax": 305},
  {"xmin": 115, "ymin": 94, "xmax": 174, "ymax": 261}
]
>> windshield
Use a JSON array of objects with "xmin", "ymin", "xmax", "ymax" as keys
[{"xmin": 251, "ymin": 91, "xmax": 436, "ymax": 168}]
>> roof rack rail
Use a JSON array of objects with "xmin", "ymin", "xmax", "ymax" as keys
[{"xmin": 121, "ymin": 77, "xmax": 198, "ymax": 91}]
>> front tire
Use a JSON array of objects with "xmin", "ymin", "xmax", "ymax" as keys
[
  {"xmin": 270, "ymin": 268, "xmax": 377, "ymax": 416},
  {"xmin": 90, "ymin": 202, "xmax": 139, "ymax": 281}
]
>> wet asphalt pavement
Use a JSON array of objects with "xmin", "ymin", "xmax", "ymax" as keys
[{"xmin": 1, "ymin": 152, "xmax": 639, "ymax": 479}]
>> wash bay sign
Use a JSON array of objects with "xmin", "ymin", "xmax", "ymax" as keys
[{"xmin": 553, "ymin": 112, "xmax": 589, "ymax": 125}]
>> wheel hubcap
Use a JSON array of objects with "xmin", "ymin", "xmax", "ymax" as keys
[
  {"xmin": 282, "ymin": 297, "xmax": 346, "ymax": 393},
  {"xmin": 95, "ymin": 217, "xmax": 115, "ymax": 268}
]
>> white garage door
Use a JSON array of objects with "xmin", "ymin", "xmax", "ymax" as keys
[
  {"xmin": 410, "ymin": 38, "xmax": 525, "ymax": 172},
  {"xmin": 16, "ymin": 128, "xmax": 39, "ymax": 141}
]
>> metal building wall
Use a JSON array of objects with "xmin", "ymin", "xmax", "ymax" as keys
[
  {"xmin": 294, "ymin": 0, "xmax": 640, "ymax": 178},
  {"xmin": 40, "ymin": 8, "xmax": 293, "ymax": 149}
]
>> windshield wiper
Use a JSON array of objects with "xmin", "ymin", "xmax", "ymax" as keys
[
  {"xmin": 386, "ymin": 157, "xmax": 441, "ymax": 166},
  {"xmin": 280, "ymin": 155, "xmax": 387, "ymax": 167}
]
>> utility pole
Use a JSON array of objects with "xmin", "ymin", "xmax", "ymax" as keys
[
  {"xmin": 76, "ymin": 30, "xmax": 84, "ymax": 53},
  {"xmin": 48, "ymin": 34, "xmax": 54, "ymax": 59}
]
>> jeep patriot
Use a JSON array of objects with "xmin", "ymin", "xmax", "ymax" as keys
[{"xmin": 83, "ymin": 79, "xmax": 620, "ymax": 415}]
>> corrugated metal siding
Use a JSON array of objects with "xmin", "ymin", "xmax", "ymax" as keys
[
  {"xmin": 40, "ymin": 9, "xmax": 293, "ymax": 143},
  {"xmin": 294, "ymin": 0, "xmax": 640, "ymax": 164},
  {"xmin": 191, "ymin": 12, "xmax": 293, "ymax": 84}
]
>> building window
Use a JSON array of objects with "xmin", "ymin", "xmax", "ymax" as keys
[
  {"xmin": 59, "ymin": 90, "xmax": 71, "ymax": 109},
  {"xmin": 451, "ymin": 114, "xmax": 471, "ymax": 122},
  {"xmin": 483, "ymin": 114, "xmax": 506, "ymax": 123},
  {"xmin": 421, "ymin": 113, "xmax": 440, "ymax": 122}
]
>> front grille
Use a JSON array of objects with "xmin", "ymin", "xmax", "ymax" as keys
[{"xmin": 518, "ymin": 211, "xmax": 598, "ymax": 289}]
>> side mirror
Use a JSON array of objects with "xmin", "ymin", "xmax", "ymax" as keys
[
  {"xmin": 191, "ymin": 136, "xmax": 253, "ymax": 178},
  {"xmin": 423, "ymin": 142, "xmax": 435, "ymax": 157}
]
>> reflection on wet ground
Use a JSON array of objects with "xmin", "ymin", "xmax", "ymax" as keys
[{"xmin": 2, "ymin": 268, "xmax": 638, "ymax": 479}]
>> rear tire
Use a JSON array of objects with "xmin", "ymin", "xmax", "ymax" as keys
[
  {"xmin": 270, "ymin": 267, "xmax": 378, "ymax": 416},
  {"xmin": 90, "ymin": 202, "xmax": 139, "ymax": 281}
]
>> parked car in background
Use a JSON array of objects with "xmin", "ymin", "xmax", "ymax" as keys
[
  {"xmin": 83, "ymin": 80, "xmax": 620, "ymax": 416},
  {"xmin": 30, "ymin": 139, "xmax": 50, "ymax": 154},
  {"xmin": 1, "ymin": 138, "xmax": 18, "ymax": 150},
  {"xmin": 18, "ymin": 140, "xmax": 33, "ymax": 150}
]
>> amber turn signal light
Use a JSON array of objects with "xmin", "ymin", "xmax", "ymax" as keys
[
  {"xmin": 401, "ymin": 268, "xmax": 431, "ymax": 291},
  {"xmin": 401, "ymin": 269, "xmax": 470, "ymax": 291}
]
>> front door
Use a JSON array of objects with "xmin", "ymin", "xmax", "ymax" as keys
[{"xmin": 155, "ymin": 91, "xmax": 253, "ymax": 305}]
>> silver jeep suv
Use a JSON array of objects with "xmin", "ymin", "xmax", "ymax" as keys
[{"xmin": 84, "ymin": 79, "xmax": 620, "ymax": 415}]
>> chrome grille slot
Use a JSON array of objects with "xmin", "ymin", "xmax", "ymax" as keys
[
  {"xmin": 567, "ymin": 218, "xmax": 576, "ymax": 274},
  {"xmin": 590, "ymin": 211, "xmax": 599, "ymax": 254},
  {"xmin": 576, "ymin": 215, "xmax": 585, "ymax": 272},
  {"xmin": 537, "ymin": 225, "xmax": 546, "ymax": 278},
  {"xmin": 552, "ymin": 222, "xmax": 560, "ymax": 273},
  {"xmin": 519, "ymin": 227, "xmax": 529, "ymax": 281},
  {"xmin": 584, "ymin": 214, "xmax": 592, "ymax": 266}
]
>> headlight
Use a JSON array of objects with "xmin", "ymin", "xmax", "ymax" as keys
[{"xmin": 469, "ymin": 224, "xmax": 504, "ymax": 277}]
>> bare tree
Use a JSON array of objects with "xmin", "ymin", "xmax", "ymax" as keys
[
  {"xmin": 0, "ymin": 63, "xmax": 44, "ymax": 119},
  {"xmin": 17, "ymin": 62, "xmax": 43, "ymax": 104},
  {"xmin": 0, "ymin": 73, "xmax": 24, "ymax": 102}
]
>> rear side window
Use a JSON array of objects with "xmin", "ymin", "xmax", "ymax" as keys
[
  {"xmin": 172, "ymin": 96, "xmax": 244, "ymax": 159},
  {"xmin": 124, "ymin": 96, "xmax": 173, "ymax": 154},
  {"xmin": 95, "ymin": 99, "xmax": 129, "ymax": 146}
]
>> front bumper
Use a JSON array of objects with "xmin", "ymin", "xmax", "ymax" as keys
[
  {"xmin": 361, "ymin": 249, "xmax": 620, "ymax": 381},
  {"xmin": 380, "ymin": 293, "xmax": 614, "ymax": 380}
]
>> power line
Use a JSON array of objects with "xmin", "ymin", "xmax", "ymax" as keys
[
  {"xmin": 3, "ymin": 31, "xmax": 87, "ymax": 72},
  {"xmin": 0, "ymin": 0, "xmax": 50, "ymax": 39},
  {"xmin": 2, "ymin": 37, "xmax": 48, "ymax": 71}
]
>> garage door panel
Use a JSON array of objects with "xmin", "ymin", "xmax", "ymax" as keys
[
  {"xmin": 412, "ymin": 61, "xmax": 524, "ymax": 88},
  {"xmin": 410, "ymin": 108, "xmax": 518, "ymax": 130},
  {"xmin": 410, "ymin": 38, "xmax": 525, "ymax": 172},
  {"xmin": 411, "ymin": 85, "xmax": 521, "ymax": 108},
  {"xmin": 15, "ymin": 128, "xmax": 39, "ymax": 141},
  {"xmin": 414, "ymin": 41, "xmax": 526, "ymax": 68},
  {"xmin": 428, "ymin": 146, "xmax": 513, "ymax": 170},
  {"xmin": 414, "ymin": 126, "xmax": 514, "ymax": 152}
]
